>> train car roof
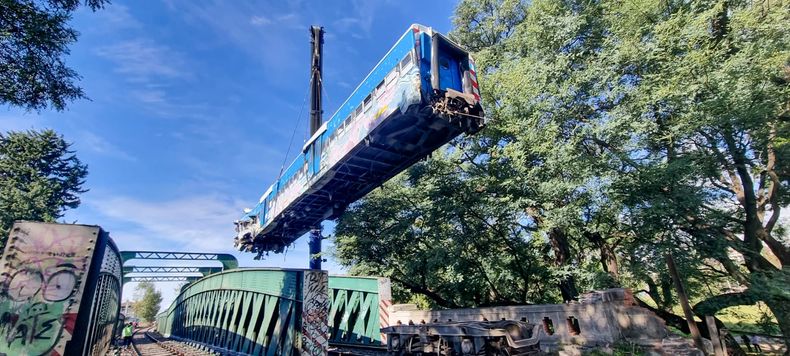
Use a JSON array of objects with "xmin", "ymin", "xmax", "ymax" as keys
[{"xmin": 323, "ymin": 23, "xmax": 432, "ymax": 138}]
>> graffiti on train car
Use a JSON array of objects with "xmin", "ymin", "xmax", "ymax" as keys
[{"xmin": 0, "ymin": 223, "xmax": 99, "ymax": 356}]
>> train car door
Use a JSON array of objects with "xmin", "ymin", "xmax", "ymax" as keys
[
  {"xmin": 306, "ymin": 138, "xmax": 322, "ymax": 178},
  {"xmin": 438, "ymin": 52, "xmax": 462, "ymax": 92}
]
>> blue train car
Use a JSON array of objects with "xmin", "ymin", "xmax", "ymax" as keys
[{"xmin": 234, "ymin": 24, "xmax": 484, "ymax": 257}]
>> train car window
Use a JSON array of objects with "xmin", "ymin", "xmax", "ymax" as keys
[
  {"xmin": 363, "ymin": 95, "xmax": 372, "ymax": 112},
  {"xmin": 376, "ymin": 80, "xmax": 385, "ymax": 94},
  {"xmin": 355, "ymin": 105, "xmax": 363, "ymax": 118},
  {"xmin": 399, "ymin": 53, "xmax": 412, "ymax": 70},
  {"xmin": 385, "ymin": 70, "xmax": 398, "ymax": 85},
  {"xmin": 440, "ymin": 57, "xmax": 450, "ymax": 70}
]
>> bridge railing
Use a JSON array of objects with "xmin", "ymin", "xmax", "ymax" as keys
[
  {"xmin": 156, "ymin": 268, "xmax": 329, "ymax": 356},
  {"xmin": 156, "ymin": 272, "xmax": 393, "ymax": 353},
  {"xmin": 327, "ymin": 276, "xmax": 391, "ymax": 347}
]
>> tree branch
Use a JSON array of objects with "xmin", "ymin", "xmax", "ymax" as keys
[
  {"xmin": 692, "ymin": 290, "xmax": 758, "ymax": 316},
  {"xmin": 390, "ymin": 275, "xmax": 461, "ymax": 309}
]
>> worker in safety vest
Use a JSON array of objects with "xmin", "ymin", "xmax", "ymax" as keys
[{"xmin": 122, "ymin": 323, "xmax": 134, "ymax": 348}]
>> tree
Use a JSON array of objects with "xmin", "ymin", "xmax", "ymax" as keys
[
  {"xmin": 335, "ymin": 154, "xmax": 562, "ymax": 308},
  {"xmin": 335, "ymin": 0, "xmax": 789, "ymax": 349},
  {"xmin": 586, "ymin": 0, "xmax": 789, "ymax": 346},
  {"xmin": 0, "ymin": 129, "xmax": 88, "ymax": 248},
  {"xmin": 1, "ymin": 0, "xmax": 109, "ymax": 111},
  {"xmin": 133, "ymin": 282, "xmax": 163, "ymax": 323}
]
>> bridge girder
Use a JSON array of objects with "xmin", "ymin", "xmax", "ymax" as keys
[
  {"xmin": 122, "ymin": 276, "xmax": 201, "ymax": 284},
  {"xmin": 120, "ymin": 251, "xmax": 238, "ymax": 270},
  {"xmin": 122, "ymin": 266, "xmax": 223, "ymax": 275}
]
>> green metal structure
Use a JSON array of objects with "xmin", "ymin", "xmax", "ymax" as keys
[
  {"xmin": 124, "ymin": 276, "xmax": 201, "ymax": 283},
  {"xmin": 120, "ymin": 251, "xmax": 239, "ymax": 270},
  {"xmin": 156, "ymin": 268, "xmax": 329, "ymax": 356},
  {"xmin": 155, "ymin": 269, "xmax": 392, "ymax": 354},
  {"xmin": 122, "ymin": 266, "xmax": 223, "ymax": 275},
  {"xmin": 327, "ymin": 276, "xmax": 391, "ymax": 346}
]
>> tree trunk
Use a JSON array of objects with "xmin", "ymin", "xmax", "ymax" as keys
[
  {"xmin": 646, "ymin": 278, "xmax": 663, "ymax": 307},
  {"xmin": 602, "ymin": 246, "xmax": 619, "ymax": 279},
  {"xmin": 635, "ymin": 297, "xmax": 747, "ymax": 356},
  {"xmin": 666, "ymin": 253, "xmax": 706, "ymax": 352},
  {"xmin": 764, "ymin": 297, "xmax": 790, "ymax": 353},
  {"xmin": 660, "ymin": 274, "xmax": 674, "ymax": 310},
  {"xmin": 585, "ymin": 231, "xmax": 620, "ymax": 283},
  {"xmin": 549, "ymin": 227, "xmax": 578, "ymax": 302},
  {"xmin": 705, "ymin": 316, "xmax": 725, "ymax": 356}
]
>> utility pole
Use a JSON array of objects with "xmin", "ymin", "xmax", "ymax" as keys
[{"xmin": 308, "ymin": 25, "xmax": 324, "ymax": 270}]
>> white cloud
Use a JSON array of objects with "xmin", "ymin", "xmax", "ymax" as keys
[
  {"xmin": 276, "ymin": 13, "xmax": 299, "ymax": 23},
  {"xmin": 74, "ymin": 192, "xmax": 348, "ymax": 311},
  {"xmin": 95, "ymin": 39, "xmax": 189, "ymax": 82},
  {"xmin": 88, "ymin": 194, "xmax": 245, "ymax": 252},
  {"xmin": 0, "ymin": 114, "xmax": 44, "ymax": 132},
  {"xmin": 332, "ymin": 0, "xmax": 378, "ymax": 39},
  {"xmin": 164, "ymin": 1, "xmax": 306, "ymax": 78},
  {"xmin": 123, "ymin": 86, "xmax": 213, "ymax": 121},
  {"xmin": 250, "ymin": 15, "xmax": 271, "ymax": 26},
  {"xmin": 130, "ymin": 89, "xmax": 167, "ymax": 104},
  {"xmin": 77, "ymin": 131, "xmax": 137, "ymax": 161},
  {"xmin": 99, "ymin": 4, "xmax": 141, "ymax": 30}
]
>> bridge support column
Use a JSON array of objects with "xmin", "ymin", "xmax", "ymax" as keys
[
  {"xmin": 309, "ymin": 227, "xmax": 323, "ymax": 270},
  {"xmin": 302, "ymin": 270, "xmax": 329, "ymax": 355}
]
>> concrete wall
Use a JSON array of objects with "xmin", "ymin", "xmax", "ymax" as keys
[{"xmin": 388, "ymin": 289, "xmax": 668, "ymax": 349}]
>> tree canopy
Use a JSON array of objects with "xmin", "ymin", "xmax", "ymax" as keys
[
  {"xmin": 334, "ymin": 0, "xmax": 789, "ymax": 348},
  {"xmin": 133, "ymin": 282, "xmax": 163, "ymax": 323},
  {"xmin": 0, "ymin": 129, "xmax": 88, "ymax": 248},
  {"xmin": 1, "ymin": 0, "xmax": 109, "ymax": 111}
]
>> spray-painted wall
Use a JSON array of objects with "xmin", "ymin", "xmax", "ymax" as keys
[{"xmin": 0, "ymin": 222, "xmax": 121, "ymax": 356}]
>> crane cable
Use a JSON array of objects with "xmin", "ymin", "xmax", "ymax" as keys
[{"xmin": 276, "ymin": 76, "xmax": 311, "ymax": 189}]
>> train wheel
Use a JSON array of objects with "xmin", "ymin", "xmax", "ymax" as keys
[
  {"xmin": 484, "ymin": 338, "xmax": 511, "ymax": 356},
  {"xmin": 435, "ymin": 337, "xmax": 453, "ymax": 356}
]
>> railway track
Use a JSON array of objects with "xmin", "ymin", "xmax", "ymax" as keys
[
  {"xmin": 118, "ymin": 329, "xmax": 219, "ymax": 356},
  {"xmin": 114, "ymin": 328, "xmax": 388, "ymax": 356}
]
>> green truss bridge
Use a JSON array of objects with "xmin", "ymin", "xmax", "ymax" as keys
[
  {"xmin": 119, "ymin": 250, "xmax": 391, "ymax": 355},
  {"xmin": 153, "ymin": 269, "xmax": 392, "ymax": 356}
]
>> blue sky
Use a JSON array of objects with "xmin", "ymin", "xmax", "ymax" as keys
[{"xmin": 1, "ymin": 0, "xmax": 458, "ymax": 308}]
